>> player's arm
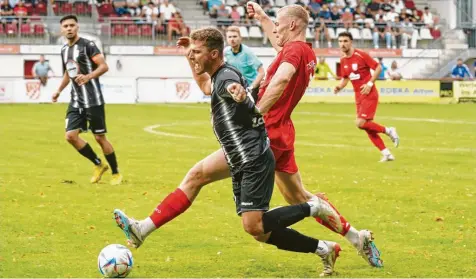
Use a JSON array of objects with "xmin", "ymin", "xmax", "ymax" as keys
[
  {"xmin": 334, "ymin": 77, "xmax": 349, "ymax": 94},
  {"xmin": 52, "ymin": 71, "xmax": 70, "ymax": 102},
  {"xmin": 250, "ymin": 65, "xmax": 265, "ymax": 89},
  {"xmin": 177, "ymin": 37, "xmax": 212, "ymax": 95},
  {"xmin": 360, "ymin": 52, "xmax": 381, "ymax": 95},
  {"xmin": 257, "ymin": 62, "xmax": 296, "ymax": 115},
  {"xmin": 247, "ymin": 2, "xmax": 282, "ymax": 52}
]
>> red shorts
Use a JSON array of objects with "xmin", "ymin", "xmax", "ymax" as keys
[
  {"xmin": 356, "ymin": 97, "xmax": 378, "ymax": 120},
  {"xmin": 270, "ymin": 147, "xmax": 298, "ymax": 174}
]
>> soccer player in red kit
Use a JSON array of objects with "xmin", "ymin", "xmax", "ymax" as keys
[
  {"xmin": 113, "ymin": 5, "xmax": 383, "ymax": 272},
  {"xmin": 335, "ymin": 31, "xmax": 400, "ymax": 162}
]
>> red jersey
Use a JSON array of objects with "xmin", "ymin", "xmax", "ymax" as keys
[
  {"xmin": 339, "ymin": 49, "xmax": 379, "ymax": 102},
  {"xmin": 258, "ymin": 41, "xmax": 316, "ymax": 150}
]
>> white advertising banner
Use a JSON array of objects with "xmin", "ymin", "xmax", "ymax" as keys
[
  {"xmin": 0, "ymin": 77, "xmax": 136, "ymax": 104},
  {"xmin": 137, "ymin": 78, "xmax": 210, "ymax": 103}
]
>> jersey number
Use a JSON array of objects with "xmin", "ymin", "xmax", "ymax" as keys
[{"xmin": 252, "ymin": 115, "xmax": 264, "ymax": 128}]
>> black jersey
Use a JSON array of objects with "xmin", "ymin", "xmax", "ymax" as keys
[
  {"xmin": 210, "ymin": 63, "xmax": 269, "ymax": 171},
  {"xmin": 61, "ymin": 37, "xmax": 104, "ymax": 108}
]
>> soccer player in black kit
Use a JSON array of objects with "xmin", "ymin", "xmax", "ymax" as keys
[
  {"xmin": 114, "ymin": 28, "xmax": 341, "ymax": 276},
  {"xmin": 52, "ymin": 15, "xmax": 122, "ymax": 186}
]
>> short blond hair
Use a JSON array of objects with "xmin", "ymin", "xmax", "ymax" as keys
[
  {"xmin": 190, "ymin": 27, "xmax": 224, "ymax": 55},
  {"xmin": 226, "ymin": 26, "xmax": 241, "ymax": 37},
  {"xmin": 279, "ymin": 5, "xmax": 309, "ymax": 27}
]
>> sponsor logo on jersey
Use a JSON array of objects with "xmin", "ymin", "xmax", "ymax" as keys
[
  {"xmin": 352, "ymin": 63, "xmax": 358, "ymax": 71},
  {"xmin": 66, "ymin": 60, "xmax": 80, "ymax": 78},
  {"xmin": 349, "ymin": 72, "xmax": 361, "ymax": 80}
]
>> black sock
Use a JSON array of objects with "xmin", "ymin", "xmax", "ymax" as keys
[
  {"xmin": 78, "ymin": 143, "xmax": 101, "ymax": 165},
  {"xmin": 262, "ymin": 203, "xmax": 311, "ymax": 233},
  {"xmin": 266, "ymin": 227, "xmax": 319, "ymax": 253},
  {"xmin": 105, "ymin": 152, "xmax": 119, "ymax": 174}
]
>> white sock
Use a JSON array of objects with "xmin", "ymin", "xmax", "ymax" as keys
[
  {"xmin": 307, "ymin": 200, "xmax": 319, "ymax": 216},
  {"xmin": 381, "ymin": 148, "xmax": 391, "ymax": 156},
  {"xmin": 315, "ymin": 240, "xmax": 330, "ymax": 256},
  {"xmin": 344, "ymin": 226, "xmax": 360, "ymax": 248},
  {"xmin": 139, "ymin": 217, "xmax": 156, "ymax": 238},
  {"xmin": 385, "ymin": 127, "xmax": 390, "ymax": 134}
]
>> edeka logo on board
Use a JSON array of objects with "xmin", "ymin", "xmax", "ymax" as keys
[{"xmin": 304, "ymin": 80, "xmax": 440, "ymax": 103}]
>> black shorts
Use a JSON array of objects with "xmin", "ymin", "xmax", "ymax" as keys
[
  {"xmin": 65, "ymin": 104, "xmax": 107, "ymax": 134},
  {"xmin": 232, "ymin": 148, "xmax": 275, "ymax": 215},
  {"xmin": 251, "ymin": 86, "xmax": 260, "ymax": 103}
]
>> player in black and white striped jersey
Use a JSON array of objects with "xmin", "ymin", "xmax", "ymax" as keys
[{"xmin": 52, "ymin": 15, "xmax": 122, "ymax": 186}]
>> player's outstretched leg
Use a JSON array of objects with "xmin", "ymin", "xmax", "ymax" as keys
[
  {"xmin": 65, "ymin": 130, "xmax": 109, "ymax": 183},
  {"xmin": 275, "ymin": 171, "xmax": 384, "ymax": 268},
  {"xmin": 242, "ymin": 203, "xmax": 341, "ymax": 277},
  {"xmin": 113, "ymin": 149, "xmax": 230, "ymax": 248}
]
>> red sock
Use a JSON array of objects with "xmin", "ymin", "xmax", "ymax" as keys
[
  {"xmin": 366, "ymin": 130, "xmax": 386, "ymax": 151},
  {"xmin": 361, "ymin": 121, "xmax": 386, "ymax": 133},
  {"xmin": 149, "ymin": 188, "xmax": 191, "ymax": 228},
  {"xmin": 313, "ymin": 193, "xmax": 351, "ymax": 236}
]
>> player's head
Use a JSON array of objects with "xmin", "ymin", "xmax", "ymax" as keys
[
  {"xmin": 226, "ymin": 26, "xmax": 242, "ymax": 48},
  {"xmin": 457, "ymin": 58, "xmax": 463, "ymax": 66},
  {"xmin": 338, "ymin": 31, "xmax": 353, "ymax": 54},
  {"xmin": 274, "ymin": 5, "xmax": 309, "ymax": 47},
  {"xmin": 189, "ymin": 27, "xmax": 225, "ymax": 75},
  {"xmin": 319, "ymin": 56, "xmax": 325, "ymax": 64},
  {"xmin": 39, "ymin": 54, "xmax": 45, "ymax": 62},
  {"xmin": 60, "ymin": 15, "xmax": 79, "ymax": 40}
]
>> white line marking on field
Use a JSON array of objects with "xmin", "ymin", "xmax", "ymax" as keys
[
  {"xmin": 295, "ymin": 112, "xmax": 476, "ymax": 125},
  {"xmin": 157, "ymin": 104, "xmax": 476, "ymax": 125},
  {"xmin": 144, "ymin": 122, "xmax": 475, "ymax": 153}
]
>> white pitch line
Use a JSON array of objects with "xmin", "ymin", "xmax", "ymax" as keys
[
  {"xmin": 155, "ymin": 104, "xmax": 476, "ymax": 125},
  {"xmin": 144, "ymin": 122, "xmax": 476, "ymax": 153},
  {"xmin": 295, "ymin": 111, "xmax": 476, "ymax": 125}
]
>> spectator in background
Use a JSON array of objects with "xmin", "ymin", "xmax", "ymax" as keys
[
  {"xmin": 422, "ymin": 6, "xmax": 433, "ymax": 27},
  {"xmin": 380, "ymin": 0, "xmax": 392, "ymax": 12},
  {"xmin": 378, "ymin": 57, "xmax": 388, "ymax": 80},
  {"xmin": 113, "ymin": 0, "xmax": 128, "ymax": 16},
  {"xmin": 32, "ymin": 55, "xmax": 54, "ymax": 86},
  {"xmin": 206, "ymin": 0, "xmax": 221, "ymax": 14},
  {"xmin": 392, "ymin": 0, "xmax": 404, "ymax": 14},
  {"xmin": 141, "ymin": 2, "xmax": 159, "ymax": 23},
  {"xmin": 401, "ymin": 16, "xmax": 417, "ymax": 48},
  {"xmin": 373, "ymin": 19, "xmax": 392, "ymax": 49},
  {"xmin": 391, "ymin": 16, "xmax": 402, "ymax": 48},
  {"xmin": 341, "ymin": 7, "xmax": 353, "ymax": 28},
  {"xmin": 160, "ymin": 0, "xmax": 175, "ymax": 22},
  {"xmin": 307, "ymin": 0, "xmax": 321, "ymax": 20},
  {"xmin": 1, "ymin": 0, "xmax": 14, "ymax": 19},
  {"xmin": 230, "ymin": 5, "xmax": 241, "ymax": 24},
  {"xmin": 13, "ymin": 0, "xmax": 27, "ymax": 16},
  {"xmin": 385, "ymin": 7, "xmax": 398, "ymax": 22},
  {"xmin": 216, "ymin": 3, "xmax": 231, "ymax": 30},
  {"xmin": 368, "ymin": 0, "xmax": 381, "ymax": 15},
  {"xmin": 451, "ymin": 59, "xmax": 473, "ymax": 80},
  {"xmin": 295, "ymin": 0, "xmax": 305, "ymax": 7},
  {"xmin": 126, "ymin": 0, "xmax": 140, "ymax": 16},
  {"xmin": 329, "ymin": 5, "xmax": 341, "ymax": 27},
  {"xmin": 167, "ymin": 11, "xmax": 188, "ymax": 43},
  {"xmin": 318, "ymin": 3, "xmax": 331, "ymax": 20},
  {"xmin": 410, "ymin": 9, "xmax": 421, "ymax": 23},
  {"xmin": 314, "ymin": 17, "xmax": 332, "ymax": 48},
  {"xmin": 387, "ymin": 61, "xmax": 402, "ymax": 80},
  {"xmin": 314, "ymin": 57, "xmax": 336, "ymax": 80},
  {"xmin": 374, "ymin": 8, "xmax": 384, "ymax": 21}
]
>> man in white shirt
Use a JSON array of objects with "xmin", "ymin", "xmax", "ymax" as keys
[
  {"xmin": 422, "ymin": 7, "xmax": 433, "ymax": 27},
  {"xmin": 160, "ymin": 0, "xmax": 176, "ymax": 21}
]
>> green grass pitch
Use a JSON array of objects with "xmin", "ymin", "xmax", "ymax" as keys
[{"xmin": 1, "ymin": 103, "xmax": 475, "ymax": 277}]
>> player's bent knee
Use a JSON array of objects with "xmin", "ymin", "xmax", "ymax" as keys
[
  {"xmin": 355, "ymin": 119, "xmax": 366, "ymax": 129},
  {"xmin": 94, "ymin": 134, "xmax": 106, "ymax": 143},
  {"xmin": 65, "ymin": 132, "xmax": 78, "ymax": 143},
  {"xmin": 242, "ymin": 213, "xmax": 265, "ymax": 237}
]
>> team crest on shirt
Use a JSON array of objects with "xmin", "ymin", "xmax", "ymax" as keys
[
  {"xmin": 352, "ymin": 63, "xmax": 358, "ymax": 71},
  {"xmin": 175, "ymin": 81, "xmax": 191, "ymax": 100}
]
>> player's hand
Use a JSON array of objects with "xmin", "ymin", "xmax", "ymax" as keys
[
  {"xmin": 52, "ymin": 91, "xmax": 60, "ymax": 103},
  {"xmin": 75, "ymin": 74, "xmax": 91, "ymax": 86},
  {"xmin": 177, "ymin": 37, "xmax": 192, "ymax": 56},
  {"xmin": 333, "ymin": 85, "xmax": 342, "ymax": 94},
  {"xmin": 247, "ymin": 1, "xmax": 266, "ymax": 20},
  {"xmin": 227, "ymin": 83, "xmax": 246, "ymax": 103},
  {"xmin": 360, "ymin": 83, "xmax": 372, "ymax": 95}
]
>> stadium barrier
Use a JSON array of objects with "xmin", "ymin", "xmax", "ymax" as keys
[{"xmin": 0, "ymin": 77, "xmax": 473, "ymax": 104}]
